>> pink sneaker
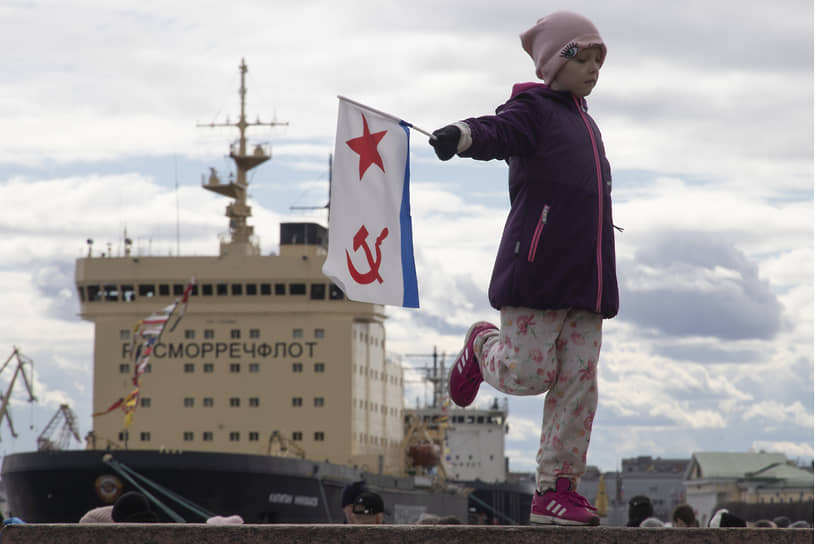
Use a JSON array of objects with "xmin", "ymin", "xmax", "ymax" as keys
[
  {"xmin": 448, "ymin": 321, "xmax": 497, "ymax": 407},
  {"xmin": 530, "ymin": 478, "xmax": 599, "ymax": 526}
]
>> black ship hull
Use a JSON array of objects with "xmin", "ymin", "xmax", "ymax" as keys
[{"xmin": 2, "ymin": 449, "xmax": 469, "ymax": 524}]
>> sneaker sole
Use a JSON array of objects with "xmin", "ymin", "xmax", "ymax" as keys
[{"xmin": 530, "ymin": 513, "xmax": 599, "ymax": 526}]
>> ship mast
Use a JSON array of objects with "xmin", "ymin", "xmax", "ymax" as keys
[{"xmin": 199, "ymin": 58, "xmax": 288, "ymax": 257}]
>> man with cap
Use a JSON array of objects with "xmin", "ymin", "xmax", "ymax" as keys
[
  {"xmin": 350, "ymin": 491, "xmax": 385, "ymax": 524},
  {"xmin": 340, "ymin": 480, "xmax": 368, "ymax": 523}
]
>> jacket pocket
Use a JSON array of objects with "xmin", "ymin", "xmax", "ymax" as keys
[{"xmin": 527, "ymin": 204, "xmax": 550, "ymax": 262}]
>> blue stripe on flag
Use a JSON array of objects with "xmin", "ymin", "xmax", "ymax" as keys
[{"xmin": 398, "ymin": 121, "xmax": 419, "ymax": 308}]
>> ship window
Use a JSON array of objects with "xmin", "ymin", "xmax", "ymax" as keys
[
  {"xmin": 231, "ymin": 283, "xmax": 243, "ymax": 296},
  {"xmin": 310, "ymin": 283, "xmax": 326, "ymax": 300},
  {"xmin": 314, "ymin": 328, "xmax": 325, "ymax": 338},
  {"xmin": 292, "ymin": 363, "xmax": 303, "ymax": 373},
  {"xmin": 77, "ymin": 286, "xmax": 85, "ymax": 301},
  {"xmin": 314, "ymin": 363, "xmax": 325, "ymax": 373},
  {"xmin": 184, "ymin": 397, "xmax": 194, "ymax": 407},
  {"xmin": 103, "ymin": 284, "xmax": 119, "ymax": 301},
  {"xmin": 204, "ymin": 329, "xmax": 214, "ymax": 339},
  {"xmin": 183, "ymin": 432, "xmax": 194, "ymax": 441},
  {"xmin": 477, "ymin": 416, "xmax": 485, "ymax": 424},
  {"xmin": 314, "ymin": 432, "xmax": 324, "ymax": 441},
  {"xmin": 292, "ymin": 397, "xmax": 303, "ymax": 407},
  {"xmin": 314, "ymin": 397, "xmax": 324, "ymax": 407},
  {"xmin": 249, "ymin": 363, "xmax": 259, "ymax": 373},
  {"xmin": 202, "ymin": 284, "xmax": 214, "ymax": 296},
  {"xmin": 120, "ymin": 329, "xmax": 130, "ymax": 340},
  {"xmin": 292, "ymin": 432, "xmax": 303, "ymax": 441},
  {"xmin": 216, "ymin": 283, "xmax": 228, "ymax": 296},
  {"xmin": 121, "ymin": 285, "xmax": 135, "ymax": 302},
  {"xmin": 230, "ymin": 329, "xmax": 241, "ymax": 339},
  {"xmin": 145, "ymin": 363, "xmax": 152, "ymax": 373},
  {"xmin": 275, "ymin": 283, "xmax": 286, "ymax": 295},
  {"xmin": 329, "ymin": 284, "xmax": 344, "ymax": 300},
  {"xmin": 249, "ymin": 329, "xmax": 260, "ymax": 338},
  {"xmin": 118, "ymin": 431, "xmax": 129, "ymax": 441},
  {"xmin": 190, "ymin": 284, "xmax": 199, "ymax": 296},
  {"xmin": 140, "ymin": 432, "xmax": 151, "ymax": 442},
  {"xmin": 185, "ymin": 329, "xmax": 195, "ymax": 339},
  {"xmin": 119, "ymin": 364, "xmax": 130, "ymax": 373},
  {"xmin": 203, "ymin": 432, "xmax": 213, "ymax": 441},
  {"xmin": 293, "ymin": 328, "xmax": 303, "ymax": 338},
  {"xmin": 184, "ymin": 363, "xmax": 195, "ymax": 373},
  {"xmin": 229, "ymin": 432, "xmax": 240, "ymax": 441},
  {"xmin": 249, "ymin": 432, "xmax": 259, "ymax": 441},
  {"xmin": 140, "ymin": 398, "xmax": 150, "ymax": 408},
  {"xmin": 246, "ymin": 283, "xmax": 257, "ymax": 296},
  {"xmin": 173, "ymin": 284, "xmax": 185, "ymax": 296},
  {"xmin": 260, "ymin": 283, "xmax": 272, "ymax": 295},
  {"xmin": 204, "ymin": 363, "xmax": 214, "ymax": 373},
  {"xmin": 230, "ymin": 397, "xmax": 240, "ymax": 407},
  {"xmin": 139, "ymin": 284, "xmax": 156, "ymax": 298},
  {"xmin": 289, "ymin": 283, "xmax": 306, "ymax": 295},
  {"xmin": 203, "ymin": 397, "xmax": 214, "ymax": 407},
  {"xmin": 249, "ymin": 397, "xmax": 259, "ymax": 407},
  {"xmin": 158, "ymin": 284, "xmax": 170, "ymax": 296},
  {"xmin": 87, "ymin": 285, "xmax": 101, "ymax": 301},
  {"xmin": 230, "ymin": 363, "xmax": 240, "ymax": 373}
]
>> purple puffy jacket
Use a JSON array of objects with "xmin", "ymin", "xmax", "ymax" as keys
[{"xmin": 460, "ymin": 83, "xmax": 619, "ymax": 318}]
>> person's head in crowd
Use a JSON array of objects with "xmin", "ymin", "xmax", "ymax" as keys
[
  {"xmin": 751, "ymin": 519, "xmax": 777, "ymax": 528},
  {"xmin": 671, "ymin": 503, "xmax": 697, "ymax": 528},
  {"xmin": 350, "ymin": 491, "xmax": 385, "ymax": 524},
  {"xmin": 626, "ymin": 495, "xmax": 653, "ymax": 527},
  {"xmin": 773, "ymin": 515, "xmax": 791, "ymax": 528},
  {"xmin": 789, "ymin": 520, "xmax": 811, "ymax": 528},
  {"xmin": 79, "ymin": 505, "xmax": 114, "ymax": 523},
  {"xmin": 719, "ymin": 512, "xmax": 747, "ymax": 527},
  {"xmin": 639, "ymin": 516, "xmax": 665, "ymax": 528},
  {"xmin": 112, "ymin": 491, "xmax": 159, "ymax": 523},
  {"xmin": 340, "ymin": 480, "xmax": 368, "ymax": 523}
]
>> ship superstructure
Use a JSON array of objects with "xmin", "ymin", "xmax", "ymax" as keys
[{"xmin": 75, "ymin": 60, "xmax": 405, "ymax": 476}]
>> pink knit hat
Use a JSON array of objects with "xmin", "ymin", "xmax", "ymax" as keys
[{"xmin": 520, "ymin": 11, "xmax": 606, "ymax": 83}]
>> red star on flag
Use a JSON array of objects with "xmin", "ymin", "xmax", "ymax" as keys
[{"xmin": 345, "ymin": 113, "xmax": 387, "ymax": 180}]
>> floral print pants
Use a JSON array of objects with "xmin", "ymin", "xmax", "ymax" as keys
[{"xmin": 475, "ymin": 307, "xmax": 602, "ymax": 492}]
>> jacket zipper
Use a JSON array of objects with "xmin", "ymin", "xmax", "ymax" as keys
[
  {"xmin": 527, "ymin": 205, "xmax": 550, "ymax": 262},
  {"xmin": 573, "ymin": 96, "xmax": 604, "ymax": 313}
]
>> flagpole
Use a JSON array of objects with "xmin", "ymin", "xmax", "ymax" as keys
[{"xmin": 337, "ymin": 95, "xmax": 436, "ymax": 140}]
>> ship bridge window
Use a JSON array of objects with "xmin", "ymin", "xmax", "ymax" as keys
[
  {"xmin": 87, "ymin": 285, "xmax": 101, "ymax": 301},
  {"xmin": 184, "ymin": 397, "xmax": 194, "ymax": 407},
  {"xmin": 230, "ymin": 329, "xmax": 241, "ymax": 339},
  {"xmin": 249, "ymin": 432, "xmax": 259, "ymax": 441},
  {"xmin": 118, "ymin": 431, "xmax": 129, "ymax": 442},
  {"xmin": 229, "ymin": 432, "xmax": 240, "ymax": 441},
  {"xmin": 138, "ymin": 284, "xmax": 156, "ymax": 298},
  {"xmin": 314, "ymin": 432, "xmax": 325, "ymax": 441},
  {"xmin": 77, "ymin": 286, "xmax": 85, "ymax": 302},
  {"xmin": 159, "ymin": 284, "xmax": 170, "ymax": 296},
  {"xmin": 329, "ymin": 284, "xmax": 344, "ymax": 300},
  {"xmin": 249, "ymin": 363, "xmax": 259, "ymax": 373},
  {"xmin": 204, "ymin": 329, "xmax": 214, "ymax": 339},
  {"xmin": 121, "ymin": 285, "xmax": 135, "ymax": 302},
  {"xmin": 217, "ymin": 283, "xmax": 228, "ymax": 296},
  {"xmin": 314, "ymin": 363, "xmax": 325, "ymax": 373},
  {"xmin": 249, "ymin": 397, "xmax": 259, "ymax": 407},
  {"xmin": 275, "ymin": 283, "xmax": 286, "ymax": 295},
  {"xmin": 173, "ymin": 284, "xmax": 185, "ymax": 296},
  {"xmin": 292, "ymin": 432, "xmax": 303, "ymax": 441},
  {"xmin": 260, "ymin": 283, "xmax": 272, "ymax": 295},
  {"xmin": 293, "ymin": 328, "xmax": 303, "ymax": 338},
  {"xmin": 120, "ymin": 329, "xmax": 130, "ymax": 340},
  {"xmin": 203, "ymin": 363, "xmax": 214, "ymax": 373},
  {"xmin": 230, "ymin": 363, "xmax": 240, "ymax": 373},
  {"xmin": 292, "ymin": 363, "xmax": 303, "ymax": 373},
  {"xmin": 292, "ymin": 397, "xmax": 303, "ymax": 407},
  {"xmin": 203, "ymin": 432, "xmax": 213, "ymax": 441},
  {"xmin": 290, "ymin": 283, "xmax": 306, "ymax": 296},
  {"xmin": 202, "ymin": 284, "xmax": 213, "ymax": 296},
  {"xmin": 183, "ymin": 432, "xmax": 194, "ymax": 441},
  {"xmin": 231, "ymin": 283, "xmax": 243, "ymax": 295},
  {"xmin": 230, "ymin": 397, "xmax": 240, "ymax": 407},
  {"xmin": 310, "ymin": 283, "xmax": 326, "ymax": 300},
  {"xmin": 314, "ymin": 328, "xmax": 325, "ymax": 338},
  {"xmin": 314, "ymin": 397, "xmax": 324, "ymax": 407},
  {"xmin": 140, "ymin": 398, "xmax": 150, "ymax": 408},
  {"xmin": 139, "ymin": 432, "xmax": 151, "ymax": 442},
  {"xmin": 103, "ymin": 284, "xmax": 119, "ymax": 301},
  {"xmin": 246, "ymin": 283, "xmax": 257, "ymax": 296},
  {"xmin": 184, "ymin": 363, "xmax": 195, "ymax": 373},
  {"xmin": 185, "ymin": 330, "xmax": 195, "ymax": 339},
  {"xmin": 250, "ymin": 329, "xmax": 260, "ymax": 339},
  {"xmin": 203, "ymin": 397, "xmax": 214, "ymax": 407},
  {"xmin": 119, "ymin": 364, "xmax": 130, "ymax": 373}
]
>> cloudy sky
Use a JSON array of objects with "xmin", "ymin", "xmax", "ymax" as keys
[{"xmin": 0, "ymin": 0, "xmax": 812, "ymax": 477}]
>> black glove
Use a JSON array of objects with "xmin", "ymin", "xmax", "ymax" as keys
[{"xmin": 429, "ymin": 125, "xmax": 461, "ymax": 161}]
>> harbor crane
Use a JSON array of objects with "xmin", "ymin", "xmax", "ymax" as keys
[
  {"xmin": 0, "ymin": 346, "xmax": 37, "ymax": 440},
  {"xmin": 37, "ymin": 404, "xmax": 81, "ymax": 451}
]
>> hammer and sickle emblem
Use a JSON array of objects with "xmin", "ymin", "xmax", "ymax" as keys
[{"xmin": 346, "ymin": 225, "xmax": 389, "ymax": 284}]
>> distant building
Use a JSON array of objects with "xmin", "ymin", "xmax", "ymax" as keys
[{"xmin": 684, "ymin": 451, "xmax": 815, "ymax": 527}]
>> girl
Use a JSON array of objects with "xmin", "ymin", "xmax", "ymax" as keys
[{"xmin": 430, "ymin": 11, "xmax": 618, "ymax": 526}]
